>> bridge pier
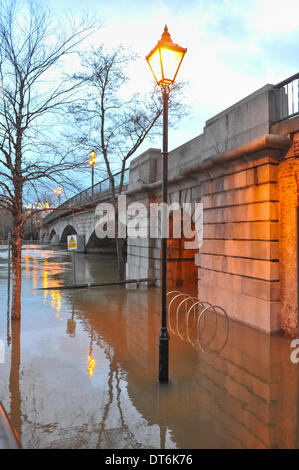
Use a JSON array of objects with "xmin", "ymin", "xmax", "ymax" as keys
[
  {"xmin": 50, "ymin": 234, "xmax": 60, "ymax": 246},
  {"xmin": 76, "ymin": 235, "xmax": 86, "ymax": 253}
]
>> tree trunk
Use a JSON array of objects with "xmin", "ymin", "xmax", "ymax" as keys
[
  {"xmin": 9, "ymin": 316, "xmax": 21, "ymax": 443},
  {"xmin": 11, "ymin": 223, "xmax": 23, "ymax": 320},
  {"xmin": 116, "ymin": 238, "xmax": 126, "ymax": 281},
  {"xmin": 114, "ymin": 203, "xmax": 126, "ymax": 281}
]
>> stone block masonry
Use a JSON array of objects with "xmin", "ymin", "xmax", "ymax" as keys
[{"xmin": 197, "ymin": 154, "xmax": 281, "ymax": 332}]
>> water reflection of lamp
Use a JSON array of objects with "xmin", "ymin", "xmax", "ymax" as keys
[
  {"xmin": 66, "ymin": 304, "xmax": 76, "ymax": 338},
  {"xmin": 87, "ymin": 352, "xmax": 96, "ymax": 377},
  {"xmin": 87, "ymin": 329, "xmax": 96, "ymax": 376}
]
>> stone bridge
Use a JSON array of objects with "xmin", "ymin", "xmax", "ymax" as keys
[{"xmin": 41, "ymin": 72, "xmax": 299, "ymax": 336}]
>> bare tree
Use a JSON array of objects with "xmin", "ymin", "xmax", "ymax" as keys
[
  {"xmin": 68, "ymin": 45, "xmax": 188, "ymax": 279},
  {"xmin": 0, "ymin": 0, "xmax": 96, "ymax": 319}
]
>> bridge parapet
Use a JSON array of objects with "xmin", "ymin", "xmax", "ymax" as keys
[
  {"xmin": 60, "ymin": 168, "xmax": 129, "ymax": 210},
  {"xmin": 43, "ymin": 169, "xmax": 129, "ymax": 225},
  {"xmin": 167, "ymin": 83, "xmax": 278, "ymax": 182},
  {"xmin": 275, "ymin": 72, "xmax": 299, "ymax": 122}
]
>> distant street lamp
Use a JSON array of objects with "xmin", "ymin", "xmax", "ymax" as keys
[
  {"xmin": 146, "ymin": 25, "xmax": 187, "ymax": 384},
  {"xmin": 57, "ymin": 186, "xmax": 62, "ymax": 205},
  {"xmin": 27, "ymin": 209, "xmax": 33, "ymax": 238},
  {"xmin": 89, "ymin": 150, "xmax": 96, "ymax": 196},
  {"xmin": 53, "ymin": 186, "xmax": 62, "ymax": 206}
]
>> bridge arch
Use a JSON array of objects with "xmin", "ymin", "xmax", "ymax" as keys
[
  {"xmin": 49, "ymin": 229, "xmax": 56, "ymax": 240},
  {"xmin": 60, "ymin": 224, "xmax": 77, "ymax": 246},
  {"xmin": 85, "ymin": 230, "xmax": 116, "ymax": 253}
]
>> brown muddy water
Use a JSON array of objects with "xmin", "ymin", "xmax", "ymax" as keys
[{"xmin": 0, "ymin": 244, "xmax": 298, "ymax": 449}]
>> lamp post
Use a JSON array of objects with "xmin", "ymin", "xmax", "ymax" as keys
[
  {"xmin": 146, "ymin": 26, "xmax": 187, "ymax": 383},
  {"xmin": 89, "ymin": 150, "xmax": 96, "ymax": 196},
  {"xmin": 53, "ymin": 186, "xmax": 62, "ymax": 206},
  {"xmin": 57, "ymin": 186, "xmax": 62, "ymax": 205}
]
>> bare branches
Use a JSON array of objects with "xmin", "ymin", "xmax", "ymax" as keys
[
  {"xmin": 0, "ymin": 0, "xmax": 98, "ymax": 220},
  {"xmin": 0, "ymin": 0, "xmax": 102, "ymax": 318},
  {"xmin": 67, "ymin": 45, "xmax": 189, "ymax": 200}
]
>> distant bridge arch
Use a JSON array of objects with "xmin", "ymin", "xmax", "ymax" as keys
[
  {"xmin": 60, "ymin": 224, "xmax": 78, "ymax": 245},
  {"xmin": 49, "ymin": 229, "xmax": 56, "ymax": 240},
  {"xmin": 85, "ymin": 230, "xmax": 116, "ymax": 253}
]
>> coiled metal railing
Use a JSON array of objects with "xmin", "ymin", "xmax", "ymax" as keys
[{"xmin": 167, "ymin": 291, "xmax": 229, "ymax": 353}]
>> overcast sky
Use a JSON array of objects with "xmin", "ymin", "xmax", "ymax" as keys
[{"xmin": 45, "ymin": 0, "xmax": 298, "ymax": 153}]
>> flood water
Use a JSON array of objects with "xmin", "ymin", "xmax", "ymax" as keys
[{"xmin": 0, "ymin": 244, "xmax": 299, "ymax": 449}]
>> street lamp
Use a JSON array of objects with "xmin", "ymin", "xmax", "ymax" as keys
[
  {"xmin": 57, "ymin": 186, "xmax": 62, "ymax": 205},
  {"xmin": 146, "ymin": 26, "xmax": 187, "ymax": 384},
  {"xmin": 27, "ymin": 209, "xmax": 33, "ymax": 239},
  {"xmin": 89, "ymin": 150, "xmax": 96, "ymax": 196},
  {"xmin": 53, "ymin": 186, "xmax": 62, "ymax": 206}
]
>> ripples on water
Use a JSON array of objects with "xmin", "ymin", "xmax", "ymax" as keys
[{"xmin": 0, "ymin": 244, "xmax": 298, "ymax": 449}]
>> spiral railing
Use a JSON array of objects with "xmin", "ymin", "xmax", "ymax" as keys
[{"xmin": 167, "ymin": 291, "xmax": 229, "ymax": 353}]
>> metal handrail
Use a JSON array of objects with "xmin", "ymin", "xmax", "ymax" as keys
[
  {"xmin": 275, "ymin": 72, "xmax": 299, "ymax": 89},
  {"xmin": 275, "ymin": 72, "xmax": 299, "ymax": 122},
  {"xmin": 44, "ymin": 168, "xmax": 129, "ymax": 224}
]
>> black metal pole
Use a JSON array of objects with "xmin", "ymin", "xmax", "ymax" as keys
[
  {"xmin": 159, "ymin": 85, "xmax": 170, "ymax": 383},
  {"xmin": 92, "ymin": 165, "xmax": 94, "ymax": 196}
]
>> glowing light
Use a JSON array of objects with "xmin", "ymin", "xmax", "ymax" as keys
[
  {"xmin": 51, "ymin": 289, "xmax": 61, "ymax": 313},
  {"xmin": 24, "ymin": 255, "xmax": 30, "ymax": 279},
  {"xmin": 53, "ymin": 187, "xmax": 62, "ymax": 197},
  {"xmin": 43, "ymin": 260, "xmax": 48, "ymax": 298},
  {"xmin": 89, "ymin": 150, "xmax": 96, "ymax": 166},
  {"xmin": 146, "ymin": 25, "xmax": 186, "ymax": 87},
  {"xmin": 87, "ymin": 354, "xmax": 96, "ymax": 376},
  {"xmin": 43, "ymin": 271, "xmax": 48, "ymax": 286},
  {"xmin": 32, "ymin": 256, "xmax": 38, "ymax": 292}
]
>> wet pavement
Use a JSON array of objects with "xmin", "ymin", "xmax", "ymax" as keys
[{"xmin": 0, "ymin": 244, "xmax": 298, "ymax": 449}]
